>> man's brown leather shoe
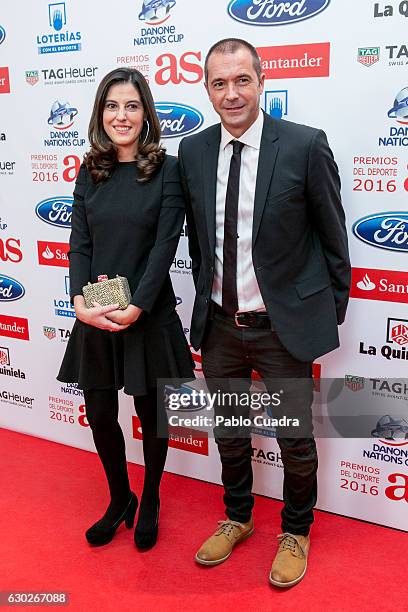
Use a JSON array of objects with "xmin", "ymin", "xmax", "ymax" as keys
[
  {"xmin": 269, "ymin": 533, "xmax": 310, "ymax": 588},
  {"xmin": 195, "ymin": 517, "xmax": 254, "ymax": 566}
]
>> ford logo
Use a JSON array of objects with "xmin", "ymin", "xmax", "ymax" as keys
[
  {"xmin": 35, "ymin": 197, "xmax": 73, "ymax": 228},
  {"xmin": 155, "ymin": 103, "xmax": 204, "ymax": 138},
  {"xmin": 352, "ymin": 213, "xmax": 408, "ymax": 253},
  {"xmin": 228, "ymin": 0, "xmax": 330, "ymax": 25},
  {"xmin": 0, "ymin": 274, "xmax": 25, "ymax": 302}
]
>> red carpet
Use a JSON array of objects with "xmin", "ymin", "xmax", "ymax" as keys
[{"xmin": 1, "ymin": 428, "xmax": 406, "ymax": 611}]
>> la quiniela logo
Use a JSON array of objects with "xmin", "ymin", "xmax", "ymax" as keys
[{"xmin": 36, "ymin": 2, "xmax": 82, "ymax": 55}]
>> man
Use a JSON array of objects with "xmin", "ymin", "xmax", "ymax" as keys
[{"xmin": 178, "ymin": 38, "xmax": 350, "ymax": 587}]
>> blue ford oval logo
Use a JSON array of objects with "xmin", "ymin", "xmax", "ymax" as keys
[
  {"xmin": 352, "ymin": 213, "xmax": 408, "ymax": 253},
  {"xmin": 228, "ymin": 0, "xmax": 330, "ymax": 25},
  {"xmin": 155, "ymin": 103, "xmax": 204, "ymax": 138},
  {"xmin": 0, "ymin": 274, "xmax": 25, "ymax": 302},
  {"xmin": 35, "ymin": 197, "xmax": 73, "ymax": 228}
]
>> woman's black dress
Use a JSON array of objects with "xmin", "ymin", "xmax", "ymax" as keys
[{"xmin": 57, "ymin": 155, "xmax": 195, "ymax": 396}]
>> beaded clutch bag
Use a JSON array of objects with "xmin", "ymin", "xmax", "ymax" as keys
[{"xmin": 82, "ymin": 275, "xmax": 131, "ymax": 310}]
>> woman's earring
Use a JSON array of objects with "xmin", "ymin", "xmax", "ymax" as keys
[{"xmin": 141, "ymin": 119, "xmax": 150, "ymax": 145}]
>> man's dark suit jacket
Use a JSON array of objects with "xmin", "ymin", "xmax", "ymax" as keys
[{"xmin": 178, "ymin": 112, "xmax": 351, "ymax": 363}]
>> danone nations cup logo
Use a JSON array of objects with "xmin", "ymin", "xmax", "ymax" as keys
[{"xmin": 227, "ymin": 0, "xmax": 331, "ymax": 25}]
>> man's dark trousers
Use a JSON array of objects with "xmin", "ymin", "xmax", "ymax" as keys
[{"xmin": 202, "ymin": 311, "xmax": 317, "ymax": 536}]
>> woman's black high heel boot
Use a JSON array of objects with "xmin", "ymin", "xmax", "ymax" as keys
[
  {"xmin": 86, "ymin": 492, "xmax": 138, "ymax": 546},
  {"xmin": 134, "ymin": 498, "xmax": 160, "ymax": 550}
]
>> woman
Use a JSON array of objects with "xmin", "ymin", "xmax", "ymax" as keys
[{"xmin": 58, "ymin": 68, "xmax": 195, "ymax": 549}]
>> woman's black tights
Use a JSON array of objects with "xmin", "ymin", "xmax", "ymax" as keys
[{"xmin": 83, "ymin": 388, "xmax": 168, "ymax": 528}]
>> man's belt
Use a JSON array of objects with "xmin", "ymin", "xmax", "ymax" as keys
[{"xmin": 211, "ymin": 302, "xmax": 272, "ymax": 329}]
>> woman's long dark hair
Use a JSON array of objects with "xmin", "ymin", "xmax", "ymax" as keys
[{"xmin": 84, "ymin": 68, "xmax": 165, "ymax": 183}]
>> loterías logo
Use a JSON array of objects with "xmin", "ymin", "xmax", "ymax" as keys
[{"xmin": 227, "ymin": 0, "xmax": 330, "ymax": 25}]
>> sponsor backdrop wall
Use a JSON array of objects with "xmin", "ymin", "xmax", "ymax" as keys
[{"xmin": 1, "ymin": 0, "xmax": 407, "ymax": 531}]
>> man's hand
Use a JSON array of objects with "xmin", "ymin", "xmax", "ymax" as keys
[
  {"xmin": 73, "ymin": 295, "xmax": 130, "ymax": 331},
  {"xmin": 105, "ymin": 304, "xmax": 143, "ymax": 326}
]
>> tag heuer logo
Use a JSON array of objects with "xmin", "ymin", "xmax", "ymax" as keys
[
  {"xmin": 0, "ymin": 347, "xmax": 10, "ymax": 365},
  {"xmin": 43, "ymin": 326, "xmax": 56, "ymax": 340},
  {"xmin": 357, "ymin": 47, "xmax": 380, "ymax": 67},
  {"xmin": 345, "ymin": 375, "xmax": 365, "ymax": 392},
  {"xmin": 25, "ymin": 70, "xmax": 39, "ymax": 86}
]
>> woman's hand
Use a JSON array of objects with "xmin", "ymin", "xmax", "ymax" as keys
[
  {"xmin": 105, "ymin": 304, "xmax": 143, "ymax": 326},
  {"xmin": 73, "ymin": 295, "xmax": 130, "ymax": 331}
]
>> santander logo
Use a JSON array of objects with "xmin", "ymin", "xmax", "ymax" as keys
[
  {"xmin": 351, "ymin": 267, "xmax": 408, "ymax": 304},
  {"xmin": 37, "ymin": 241, "xmax": 69, "ymax": 268},
  {"xmin": 42, "ymin": 245, "xmax": 54, "ymax": 260}
]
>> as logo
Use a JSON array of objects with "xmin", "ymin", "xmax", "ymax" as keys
[
  {"xmin": 385, "ymin": 473, "xmax": 408, "ymax": 502},
  {"xmin": 155, "ymin": 51, "xmax": 203, "ymax": 85},
  {"xmin": 138, "ymin": 0, "xmax": 176, "ymax": 24},
  {"xmin": 0, "ymin": 237, "xmax": 23, "ymax": 263},
  {"xmin": 62, "ymin": 154, "xmax": 81, "ymax": 182},
  {"xmin": 0, "ymin": 26, "xmax": 5, "ymax": 45},
  {"xmin": 228, "ymin": 0, "xmax": 331, "ymax": 25}
]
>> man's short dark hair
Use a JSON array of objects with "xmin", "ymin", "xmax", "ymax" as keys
[{"xmin": 204, "ymin": 38, "xmax": 262, "ymax": 83}]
